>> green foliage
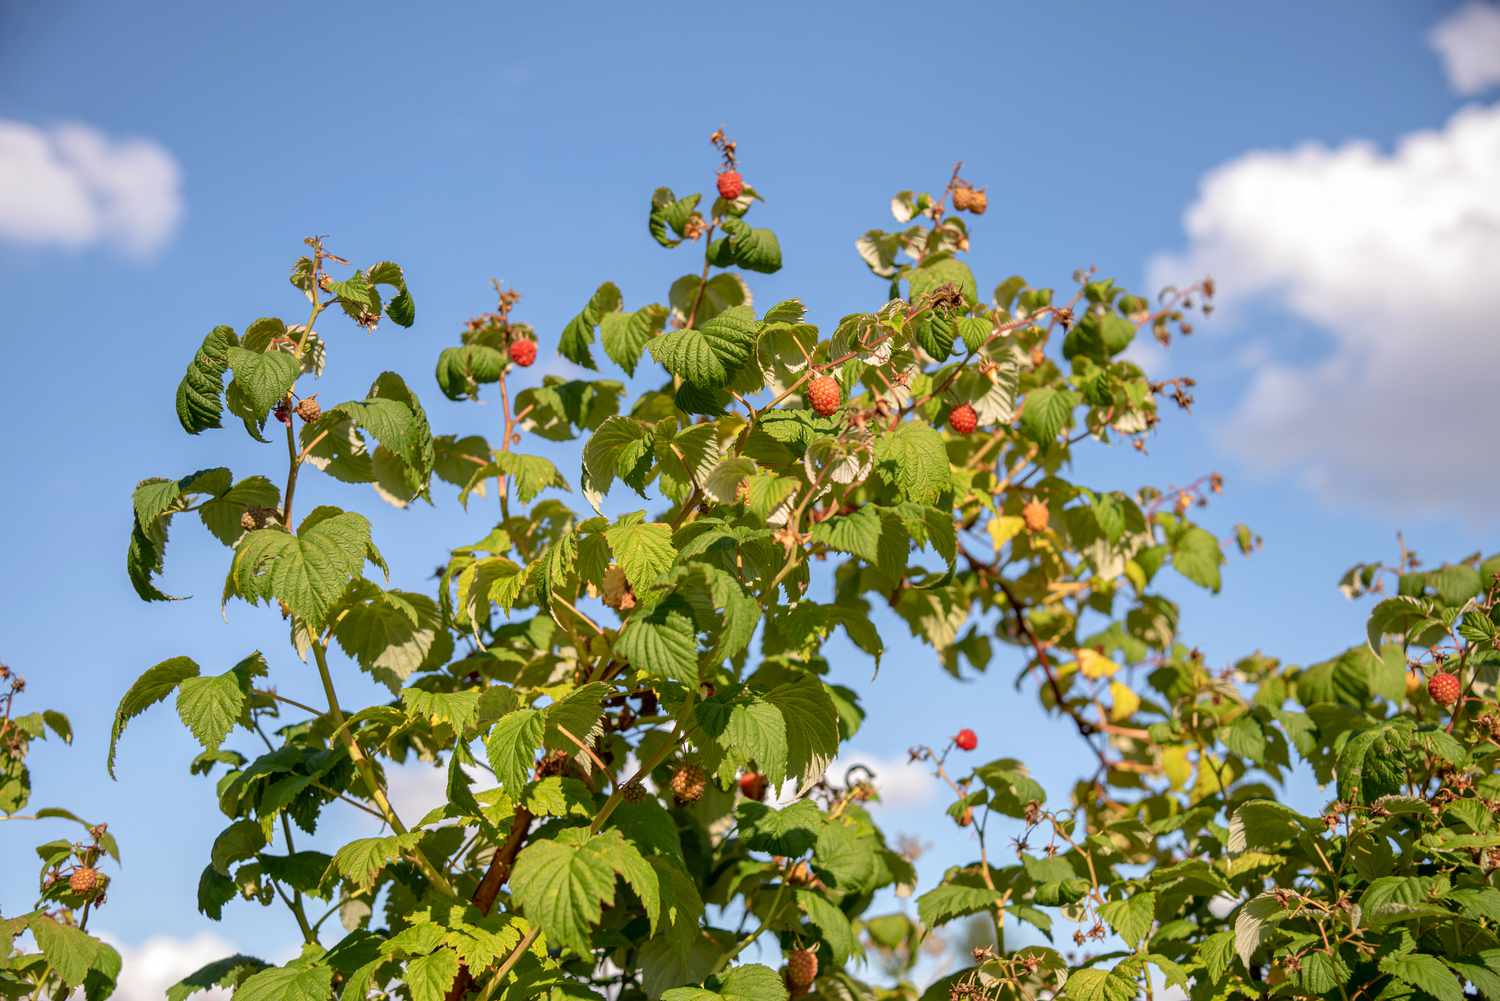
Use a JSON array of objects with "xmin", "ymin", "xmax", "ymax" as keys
[
  {"xmin": 0, "ymin": 670, "xmax": 122, "ymax": 999},
  {"xmin": 98, "ymin": 139, "xmax": 1500, "ymax": 1001}
]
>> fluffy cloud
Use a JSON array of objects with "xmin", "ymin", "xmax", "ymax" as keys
[
  {"xmin": 96, "ymin": 931, "xmax": 237, "ymax": 1001},
  {"xmin": 1149, "ymin": 101, "xmax": 1500, "ymax": 515},
  {"xmin": 0, "ymin": 119, "xmax": 183, "ymax": 257},
  {"xmin": 1430, "ymin": 3, "xmax": 1500, "ymax": 95}
]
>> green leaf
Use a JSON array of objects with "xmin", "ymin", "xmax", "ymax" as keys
[
  {"xmin": 701, "ymin": 694, "xmax": 790, "ymax": 788},
  {"xmin": 719, "ymin": 965, "xmax": 789, "ymax": 1001},
  {"xmin": 582, "ymin": 417, "xmax": 654, "ymax": 500},
  {"xmin": 797, "ymin": 889, "xmax": 857, "ymax": 964},
  {"xmin": 226, "ymin": 346, "xmax": 299, "ymax": 419},
  {"xmin": 510, "ymin": 827, "xmax": 659, "ymax": 956},
  {"xmin": 545, "ymin": 682, "xmax": 610, "ymax": 753},
  {"xmin": 907, "ymin": 255, "xmax": 977, "ymax": 304},
  {"xmin": 29, "ymin": 914, "xmax": 105, "ymax": 986},
  {"xmin": 1171, "ymin": 526, "xmax": 1223, "ymax": 593},
  {"xmin": 873, "ymin": 423, "xmax": 950, "ymax": 505},
  {"xmin": 332, "ymin": 832, "xmax": 421, "ymax": 891},
  {"xmin": 1233, "ymin": 894, "xmax": 1281, "ymax": 971},
  {"xmin": 1062, "ymin": 967, "xmax": 1137, "ymax": 1001},
  {"xmin": 1019, "ymin": 386, "xmax": 1077, "ymax": 444},
  {"xmin": 663, "ymin": 965, "xmax": 790, "ymax": 1001},
  {"xmin": 435, "ymin": 344, "xmax": 506, "ymax": 400},
  {"xmin": 333, "ymin": 584, "xmax": 453, "ymax": 689},
  {"xmin": 176, "ymin": 325, "xmax": 238, "ymax": 434},
  {"xmin": 199, "ymin": 476, "xmax": 280, "ymax": 545},
  {"xmin": 604, "ymin": 518, "xmax": 678, "ymax": 591},
  {"xmin": 166, "ymin": 955, "xmax": 270, "ymax": 1001},
  {"xmin": 128, "ymin": 467, "xmax": 248, "ymax": 601},
  {"xmin": 616, "ymin": 596, "xmax": 699, "ymax": 686},
  {"xmin": 649, "ymin": 187, "xmax": 702, "ymax": 248},
  {"xmin": 1099, "ymin": 892, "xmax": 1155, "ymax": 949},
  {"xmin": 916, "ymin": 877, "xmax": 1000, "ymax": 928},
  {"xmin": 367, "ymin": 260, "xmax": 415, "ymax": 327},
  {"xmin": 404, "ymin": 948, "xmax": 461, "ymax": 1001},
  {"xmin": 109, "ymin": 656, "xmax": 199, "ymax": 778},
  {"xmin": 402, "ymin": 688, "xmax": 482, "ymax": 733},
  {"xmin": 649, "ymin": 306, "xmax": 757, "ymax": 389},
  {"xmin": 211, "ymin": 818, "xmax": 266, "ymax": 875},
  {"xmin": 765, "ymin": 675, "xmax": 840, "ymax": 787},
  {"xmin": 1378, "ymin": 953, "xmax": 1463, "ymax": 1001},
  {"xmin": 709, "ymin": 217, "xmax": 783, "ymax": 274},
  {"xmin": 559, "ymin": 282, "xmax": 623, "ymax": 369},
  {"xmin": 669, "ymin": 272, "xmax": 751, "ymax": 326},
  {"xmin": 232, "ymin": 964, "xmax": 334, "ymax": 1001},
  {"xmin": 601, "ymin": 304, "xmax": 667, "ymax": 376},
  {"xmin": 462, "ymin": 452, "xmax": 570, "ymax": 507},
  {"xmin": 486, "ymin": 708, "xmax": 545, "ymax": 794},
  {"xmin": 175, "ymin": 653, "xmax": 266, "ymax": 752},
  {"xmin": 227, "ymin": 507, "xmax": 375, "ymax": 628}
]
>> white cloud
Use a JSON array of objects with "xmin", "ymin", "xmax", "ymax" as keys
[
  {"xmin": 0, "ymin": 119, "xmax": 183, "ymax": 257},
  {"xmin": 96, "ymin": 931, "xmax": 237, "ymax": 1001},
  {"xmin": 1430, "ymin": 3, "xmax": 1500, "ymax": 95},
  {"xmin": 829, "ymin": 751, "xmax": 937, "ymax": 809},
  {"xmin": 1148, "ymin": 101, "xmax": 1500, "ymax": 515},
  {"xmin": 383, "ymin": 759, "xmax": 459, "ymax": 825}
]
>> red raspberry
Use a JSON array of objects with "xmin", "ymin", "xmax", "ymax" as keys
[
  {"xmin": 738, "ymin": 771, "xmax": 768, "ymax": 802},
  {"xmin": 955, "ymin": 728, "xmax": 978, "ymax": 751},
  {"xmin": 948, "ymin": 403, "xmax": 978, "ymax": 434},
  {"xmin": 786, "ymin": 948, "xmax": 819, "ymax": 992},
  {"xmin": 716, "ymin": 170, "xmax": 744, "ymax": 201},
  {"xmin": 1428, "ymin": 672, "xmax": 1461, "ymax": 707},
  {"xmin": 273, "ymin": 398, "xmax": 293, "ymax": 426},
  {"xmin": 807, "ymin": 376, "xmax": 841, "ymax": 416},
  {"xmin": 509, "ymin": 339, "xmax": 537, "ymax": 367}
]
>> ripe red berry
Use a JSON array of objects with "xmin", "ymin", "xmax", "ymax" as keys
[
  {"xmin": 273, "ymin": 399, "xmax": 293, "ymax": 426},
  {"xmin": 717, "ymin": 170, "xmax": 744, "ymax": 201},
  {"xmin": 948, "ymin": 403, "xmax": 978, "ymax": 434},
  {"xmin": 786, "ymin": 948, "xmax": 819, "ymax": 991},
  {"xmin": 1428, "ymin": 671, "xmax": 1461, "ymax": 707},
  {"xmin": 738, "ymin": 771, "xmax": 768, "ymax": 802},
  {"xmin": 807, "ymin": 376, "xmax": 841, "ymax": 416},
  {"xmin": 509, "ymin": 339, "xmax": 537, "ymax": 367},
  {"xmin": 955, "ymin": 728, "xmax": 978, "ymax": 751}
]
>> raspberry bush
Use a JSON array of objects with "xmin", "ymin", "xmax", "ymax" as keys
[
  {"xmin": 84, "ymin": 130, "xmax": 1500, "ymax": 1000},
  {"xmin": 0, "ymin": 667, "xmax": 123, "ymax": 998}
]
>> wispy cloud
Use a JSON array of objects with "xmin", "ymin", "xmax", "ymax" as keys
[{"xmin": 0, "ymin": 119, "xmax": 183, "ymax": 258}]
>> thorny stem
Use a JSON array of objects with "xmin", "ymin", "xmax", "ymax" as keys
[
  {"xmin": 309, "ymin": 639, "xmax": 459, "ymax": 899},
  {"xmin": 684, "ymin": 220, "xmax": 719, "ymax": 332},
  {"xmin": 253, "ymin": 718, "xmax": 318, "ymax": 943},
  {"xmin": 495, "ymin": 368, "xmax": 515, "ymax": 521},
  {"xmin": 282, "ymin": 243, "xmax": 329, "ymax": 526},
  {"xmin": 716, "ymin": 878, "xmax": 790, "ymax": 973},
  {"xmin": 475, "ymin": 719, "xmax": 690, "ymax": 997}
]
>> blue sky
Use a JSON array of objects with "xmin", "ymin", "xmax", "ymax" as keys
[{"xmin": 3, "ymin": 1, "xmax": 1498, "ymax": 994}]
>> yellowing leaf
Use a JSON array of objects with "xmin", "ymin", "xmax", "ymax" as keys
[
  {"xmin": 988, "ymin": 515, "xmax": 1025, "ymax": 549},
  {"xmin": 1108, "ymin": 681, "xmax": 1140, "ymax": 722},
  {"xmin": 1076, "ymin": 648, "xmax": 1120, "ymax": 680},
  {"xmin": 1162, "ymin": 745, "xmax": 1192, "ymax": 789}
]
